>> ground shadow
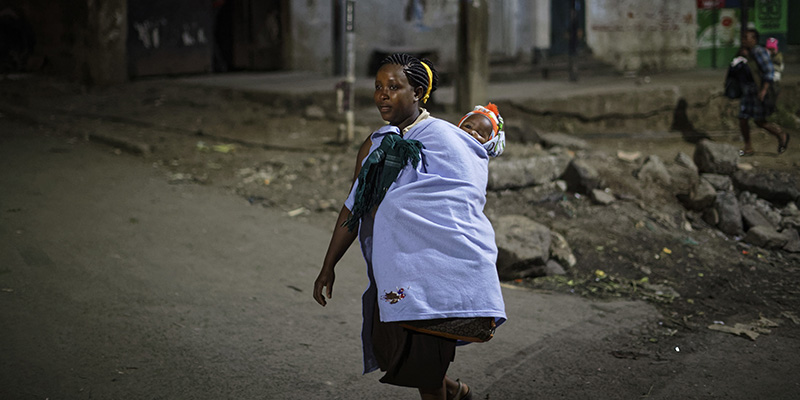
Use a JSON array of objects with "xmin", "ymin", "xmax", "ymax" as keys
[{"xmin": 671, "ymin": 98, "xmax": 712, "ymax": 144}]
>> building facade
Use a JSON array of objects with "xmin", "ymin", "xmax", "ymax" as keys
[{"xmin": 1, "ymin": 0, "xmax": 794, "ymax": 84}]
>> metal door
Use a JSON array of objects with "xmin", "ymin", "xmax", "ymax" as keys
[
  {"xmin": 232, "ymin": 0, "xmax": 285, "ymax": 71},
  {"xmin": 550, "ymin": 0, "xmax": 585, "ymax": 56}
]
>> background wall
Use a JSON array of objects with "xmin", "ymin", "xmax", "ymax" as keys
[
  {"xmin": 1, "ymin": 0, "xmax": 127, "ymax": 84},
  {"xmin": 585, "ymin": 0, "xmax": 697, "ymax": 71},
  {"xmin": 4, "ymin": 0, "xmax": 722, "ymax": 84},
  {"xmin": 290, "ymin": 0, "xmax": 549, "ymax": 77},
  {"xmin": 287, "ymin": 0, "xmax": 331, "ymax": 73}
]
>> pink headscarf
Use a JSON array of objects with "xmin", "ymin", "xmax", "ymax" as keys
[{"xmin": 766, "ymin": 37, "xmax": 778, "ymax": 51}]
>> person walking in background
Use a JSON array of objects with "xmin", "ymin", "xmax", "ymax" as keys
[
  {"xmin": 737, "ymin": 29, "xmax": 789, "ymax": 156},
  {"xmin": 765, "ymin": 37, "xmax": 784, "ymax": 83}
]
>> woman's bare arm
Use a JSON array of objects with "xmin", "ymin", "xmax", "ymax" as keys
[{"xmin": 313, "ymin": 136, "xmax": 373, "ymax": 306}]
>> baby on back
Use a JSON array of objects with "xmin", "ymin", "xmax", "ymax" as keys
[{"xmin": 457, "ymin": 102, "xmax": 505, "ymax": 157}]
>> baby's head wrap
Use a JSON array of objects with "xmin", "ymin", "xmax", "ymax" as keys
[
  {"xmin": 457, "ymin": 102, "xmax": 506, "ymax": 157},
  {"xmin": 766, "ymin": 37, "xmax": 778, "ymax": 51}
]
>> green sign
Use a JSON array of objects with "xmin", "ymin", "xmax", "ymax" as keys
[
  {"xmin": 696, "ymin": 0, "xmax": 788, "ymax": 68},
  {"xmin": 754, "ymin": 0, "xmax": 787, "ymax": 34}
]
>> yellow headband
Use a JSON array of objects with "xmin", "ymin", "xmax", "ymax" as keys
[{"xmin": 420, "ymin": 62, "xmax": 433, "ymax": 104}]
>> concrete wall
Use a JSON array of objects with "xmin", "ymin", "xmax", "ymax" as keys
[
  {"xmin": 353, "ymin": 0, "xmax": 461, "ymax": 76},
  {"xmin": 81, "ymin": 0, "xmax": 127, "ymax": 84},
  {"xmin": 288, "ymin": 0, "xmax": 461, "ymax": 76},
  {"xmin": 585, "ymin": 0, "xmax": 697, "ymax": 72},
  {"xmin": 487, "ymin": 0, "xmax": 550, "ymax": 62},
  {"xmin": 287, "ymin": 0, "xmax": 332, "ymax": 73},
  {"xmin": 289, "ymin": 0, "xmax": 550, "ymax": 76},
  {"xmin": 530, "ymin": 0, "xmax": 551, "ymax": 52}
]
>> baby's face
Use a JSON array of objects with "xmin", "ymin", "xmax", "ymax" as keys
[{"xmin": 459, "ymin": 114, "xmax": 494, "ymax": 144}]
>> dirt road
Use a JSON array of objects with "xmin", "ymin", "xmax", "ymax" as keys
[
  {"xmin": 2, "ymin": 75, "xmax": 799, "ymax": 399},
  {"xmin": 0, "ymin": 121, "xmax": 658, "ymax": 399}
]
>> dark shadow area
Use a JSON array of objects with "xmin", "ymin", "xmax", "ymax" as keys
[
  {"xmin": 0, "ymin": 7, "xmax": 36, "ymax": 73},
  {"xmin": 671, "ymin": 98, "xmax": 712, "ymax": 143},
  {"xmin": 212, "ymin": 0, "xmax": 233, "ymax": 73}
]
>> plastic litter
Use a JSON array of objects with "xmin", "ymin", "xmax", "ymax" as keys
[
  {"xmin": 287, "ymin": 207, "xmax": 307, "ymax": 217},
  {"xmin": 212, "ymin": 144, "xmax": 236, "ymax": 153}
]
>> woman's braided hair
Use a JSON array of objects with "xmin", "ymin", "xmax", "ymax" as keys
[{"xmin": 380, "ymin": 53, "xmax": 439, "ymax": 101}]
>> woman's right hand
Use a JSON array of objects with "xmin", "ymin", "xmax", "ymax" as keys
[
  {"xmin": 314, "ymin": 135, "xmax": 371, "ymax": 307},
  {"xmin": 313, "ymin": 266, "xmax": 335, "ymax": 306}
]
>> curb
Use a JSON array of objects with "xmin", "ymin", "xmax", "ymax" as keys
[{"xmin": 2, "ymin": 106, "xmax": 153, "ymax": 157}]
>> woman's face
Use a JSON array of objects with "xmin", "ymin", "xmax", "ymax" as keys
[
  {"xmin": 374, "ymin": 64, "xmax": 421, "ymax": 129},
  {"xmin": 459, "ymin": 114, "xmax": 494, "ymax": 144}
]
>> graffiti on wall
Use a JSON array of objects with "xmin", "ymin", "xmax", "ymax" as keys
[
  {"xmin": 133, "ymin": 19, "xmax": 165, "ymax": 49},
  {"xmin": 589, "ymin": 0, "xmax": 695, "ymax": 32},
  {"xmin": 133, "ymin": 19, "xmax": 208, "ymax": 49},
  {"xmin": 181, "ymin": 22, "xmax": 207, "ymax": 46}
]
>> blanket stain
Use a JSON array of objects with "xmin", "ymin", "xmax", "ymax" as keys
[{"xmin": 381, "ymin": 288, "xmax": 406, "ymax": 304}]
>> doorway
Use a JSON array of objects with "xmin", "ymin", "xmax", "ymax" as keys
[{"xmin": 216, "ymin": 0, "xmax": 287, "ymax": 71}]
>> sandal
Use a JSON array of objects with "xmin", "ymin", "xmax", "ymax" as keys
[
  {"xmin": 778, "ymin": 133, "xmax": 790, "ymax": 154},
  {"xmin": 739, "ymin": 149, "xmax": 755, "ymax": 157},
  {"xmin": 450, "ymin": 379, "xmax": 473, "ymax": 400}
]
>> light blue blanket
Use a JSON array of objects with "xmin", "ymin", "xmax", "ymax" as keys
[{"xmin": 346, "ymin": 117, "xmax": 507, "ymax": 329}]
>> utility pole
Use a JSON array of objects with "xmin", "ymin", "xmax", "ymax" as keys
[
  {"xmin": 568, "ymin": 0, "xmax": 578, "ymax": 82},
  {"xmin": 711, "ymin": 3, "xmax": 718, "ymax": 68},
  {"xmin": 740, "ymin": 0, "xmax": 749, "ymax": 38},
  {"xmin": 336, "ymin": 0, "xmax": 355, "ymax": 142},
  {"xmin": 333, "ymin": 0, "xmax": 345, "ymax": 76},
  {"xmin": 456, "ymin": 0, "xmax": 489, "ymax": 112}
]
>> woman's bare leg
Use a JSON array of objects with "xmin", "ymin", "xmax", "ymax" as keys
[
  {"xmin": 444, "ymin": 375, "xmax": 470, "ymax": 399},
  {"xmin": 754, "ymin": 119, "xmax": 788, "ymax": 151},
  {"xmin": 418, "ymin": 378, "xmax": 446, "ymax": 400},
  {"xmin": 739, "ymin": 118, "xmax": 754, "ymax": 154}
]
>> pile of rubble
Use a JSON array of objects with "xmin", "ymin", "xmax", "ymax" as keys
[{"xmin": 488, "ymin": 134, "xmax": 800, "ymax": 281}]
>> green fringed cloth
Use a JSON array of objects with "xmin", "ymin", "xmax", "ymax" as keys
[{"xmin": 343, "ymin": 133, "xmax": 424, "ymax": 232}]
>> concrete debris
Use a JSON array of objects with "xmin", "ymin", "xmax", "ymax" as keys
[
  {"xmin": 561, "ymin": 158, "xmax": 602, "ymax": 195},
  {"xmin": 549, "ymin": 231, "xmax": 577, "ymax": 268},
  {"xmin": 678, "ymin": 178, "xmax": 716, "ymax": 211},
  {"xmin": 715, "ymin": 191, "xmax": 743, "ymax": 236},
  {"xmin": 702, "ymin": 173, "xmax": 733, "ymax": 192},
  {"xmin": 616, "ymin": 150, "xmax": 641, "ymax": 163},
  {"xmin": 488, "ymin": 154, "xmax": 571, "ymax": 190},
  {"xmin": 744, "ymin": 226, "xmax": 789, "ymax": 249},
  {"xmin": 693, "ymin": 139, "xmax": 739, "ymax": 175},
  {"xmin": 674, "ymin": 151, "xmax": 697, "ymax": 172},
  {"xmin": 539, "ymin": 132, "xmax": 589, "ymax": 150},
  {"xmin": 733, "ymin": 170, "xmax": 800, "ymax": 204},
  {"xmin": 635, "ymin": 155, "xmax": 671, "ymax": 184},
  {"xmin": 591, "ymin": 188, "xmax": 615, "ymax": 205}
]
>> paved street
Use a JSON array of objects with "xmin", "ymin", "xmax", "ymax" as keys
[{"xmin": 0, "ymin": 120, "xmax": 659, "ymax": 399}]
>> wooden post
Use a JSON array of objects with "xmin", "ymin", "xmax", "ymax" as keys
[{"xmin": 456, "ymin": 0, "xmax": 489, "ymax": 113}]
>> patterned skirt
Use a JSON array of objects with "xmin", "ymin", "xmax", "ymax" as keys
[{"xmin": 739, "ymin": 84, "xmax": 772, "ymax": 120}]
